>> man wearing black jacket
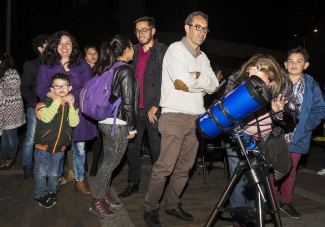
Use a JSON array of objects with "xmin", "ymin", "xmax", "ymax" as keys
[
  {"xmin": 20, "ymin": 34, "xmax": 49, "ymax": 179},
  {"xmin": 118, "ymin": 16, "xmax": 168, "ymax": 198}
]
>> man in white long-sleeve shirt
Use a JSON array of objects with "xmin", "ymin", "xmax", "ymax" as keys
[{"xmin": 143, "ymin": 11, "xmax": 219, "ymax": 227}]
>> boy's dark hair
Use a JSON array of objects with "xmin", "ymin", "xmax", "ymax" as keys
[
  {"xmin": 32, "ymin": 34, "xmax": 50, "ymax": 56},
  {"xmin": 287, "ymin": 46, "xmax": 309, "ymax": 62},
  {"xmin": 134, "ymin": 16, "xmax": 155, "ymax": 28},
  {"xmin": 51, "ymin": 73, "xmax": 70, "ymax": 85}
]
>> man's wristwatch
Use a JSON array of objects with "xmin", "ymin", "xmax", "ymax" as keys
[{"xmin": 196, "ymin": 71, "xmax": 201, "ymax": 79}]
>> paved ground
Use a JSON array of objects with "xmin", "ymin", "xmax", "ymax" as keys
[{"xmin": 1, "ymin": 132, "xmax": 325, "ymax": 227}]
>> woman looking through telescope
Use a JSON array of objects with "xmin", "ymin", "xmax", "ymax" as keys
[{"xmin": 224, "ymin": 53, "xmax": 300, "ymax": 227}]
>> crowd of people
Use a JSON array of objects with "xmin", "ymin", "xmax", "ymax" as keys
[{"xmin": 0, "ymin": 10, "xmax": 325, "ymax": 227}]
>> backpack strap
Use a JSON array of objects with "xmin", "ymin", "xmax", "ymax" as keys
[{"xmin": 110, "ymin": 97, "xmax": 122, "ymax": 136}]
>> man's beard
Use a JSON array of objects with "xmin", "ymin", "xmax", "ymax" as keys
[{"xmin": 140, "ymin": 35, "xmax": 153, "ymax": 46}]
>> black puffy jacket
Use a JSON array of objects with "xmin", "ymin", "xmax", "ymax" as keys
[{"xmin": 109, "ymin": 62, "xmax": 139, "ymax": 132}]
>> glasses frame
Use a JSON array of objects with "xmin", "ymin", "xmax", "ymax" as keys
[
  {"xmin": 52, "ymin": 84, "xmax": 70, "ymax": 90},
  {"xmin": 189, "ymin": 24, "xmax": 210, "ymax": 33},
  {"xmin": 134, "ymin": 28, "xmax": 153, "ymax": 35}
]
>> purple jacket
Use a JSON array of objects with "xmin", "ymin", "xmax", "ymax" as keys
[{"xmin": 36, "ymin": 60, "xmax": 97, "ymax": 141}]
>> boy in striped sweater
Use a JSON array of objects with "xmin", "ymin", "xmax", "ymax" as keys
[{"xmin": 34, "ymin": 73, "xmax": 79, "ymax": 208}]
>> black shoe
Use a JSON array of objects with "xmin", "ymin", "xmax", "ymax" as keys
[
  {"xmin": 89, "ymin": 161, "xmax": 98, "ymax": 177},
  {"xmin": 165, "ymin": 203, "xmax": 194, "ymax": 221},
  {"xmin": 48, "ymin": 192, "xmax": 58, "ymax": 203},
  {"xmin": 23, "ymin": 165, "xmax": 33, "ymax": 179},
  {"xmin": 118, "ymin": 183, "xmax": 139, "ymax": 198},
  {"xmin": 143, "ymin": 210, "xmax": 161, "ymax": 227},
  {"xmin": 36, "ymin": 194, "xmax": 57, "ymax": 208},
  {"xmin": 280, "ymin": 203, "xmax": 301, "ymax": 219}
]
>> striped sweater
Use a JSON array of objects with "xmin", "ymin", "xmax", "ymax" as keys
[{"xmin": 34, "ymin": 98, "xmax": 79, "ymax": 153}]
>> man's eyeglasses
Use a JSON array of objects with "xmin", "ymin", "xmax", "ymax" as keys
[
  {"xmin": 52, "ymin": 84, "xmax": 70, "ymax": 90},
  {"xmin": 189, "ymin": 24, "xmax": 210, "ymax": 33},
  {"xmin": 134, "ymin": 28, "xmax": 153, "ymax": 35}
]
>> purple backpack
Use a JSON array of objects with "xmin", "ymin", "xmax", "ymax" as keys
[{"xmin": 80, "ymin": 61, "xmax": 128, "ymax": 136}]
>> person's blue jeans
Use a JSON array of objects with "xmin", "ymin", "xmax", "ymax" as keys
[
  {"xmin": 227, "ymin": 134, "xmax": 269, "ymax": 226},
  {"xmin": 1, "ymin": 128, "xmax": 19, "ymax": 158},
  {"xmin": 72, "ymin": 140, "xmax": 86, "ymax": 181},
  {"xmin": 34, "ymin": 148, "xmax": 64, "ymax": 198},
  {"xmin": 58, "ymin": 152, "xmax": 65, "ymax": 181},
  {"xmin": 227, "ymin": 147, "xmax": 255, "ymax": 226},
  {"xmin": 22, "ymin": 107, "xmax": 36, "ymax": 166},
  {"xmin": 323, "ymin": 128, "xmax": 325, "ymax": 169}
]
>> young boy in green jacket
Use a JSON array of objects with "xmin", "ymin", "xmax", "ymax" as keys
[{"xmin": 34, "ymin": 73, "xmax": 79, "ymax": 208}]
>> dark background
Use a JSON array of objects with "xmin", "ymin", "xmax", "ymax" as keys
[{"xmin": 0, "ymin": 0, "xmax": 324, "ymax": 84}]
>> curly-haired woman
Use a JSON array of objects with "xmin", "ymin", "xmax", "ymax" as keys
[{"xmin": 36, "ymin": 30, "xmax": 97, "ymax": 195}]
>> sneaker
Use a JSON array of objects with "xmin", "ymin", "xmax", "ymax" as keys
[
  {"xmin": 104, "ymin": 192, "xmax": 123, "ymax": 210},
  {"xmin": 279, "ymin": 203, "xmax": 301, "ymax": 219},
  {"xmin": 48, "ymin": 192, "xmax": 58, "ymax": 203},
  {"xmin": 143, "ymin": 210, "xmax": 161, "ymax": 227},
  {"xmin": 88, "ymin": 198, "xmax": 115, "ymax": 219},
  {"xmin": 317, "ymin": 168, "xmax": 325, "ymax": 175},
  {"xmin": 36, "ymin": 194, "xmax": 57, "ymax": 208}
]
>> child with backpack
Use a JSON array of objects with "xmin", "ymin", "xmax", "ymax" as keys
[
  {"xmin": 34, "ymin": 73, "xmax": 79, "ymax": 208},
  {"xmin": 87, "ymin": 34, "xmax": 139, "ymax": 219}
]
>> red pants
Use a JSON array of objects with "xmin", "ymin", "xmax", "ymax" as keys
[{"xmin": 269, "ymin": 152, "xmax": 301, "ymax": 203}]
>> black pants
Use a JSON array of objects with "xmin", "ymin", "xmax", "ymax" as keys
[{"xmin": 127, "ymin": 109, "xmax": 161, "ymax": 184}]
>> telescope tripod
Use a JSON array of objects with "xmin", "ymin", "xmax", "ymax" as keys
[{"xmin": 204, "ymin": 134, "xmax": 283, "ymax": 227}]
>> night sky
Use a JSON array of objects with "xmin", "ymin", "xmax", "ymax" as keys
[{"xmin": 0, "ymin": 0, "xmax": 324, "ymax": 79}]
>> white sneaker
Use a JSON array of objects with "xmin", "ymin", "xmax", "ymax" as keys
[{"xmin": 317, "ymin": 169, "xmax": 325, "ymax": 175}]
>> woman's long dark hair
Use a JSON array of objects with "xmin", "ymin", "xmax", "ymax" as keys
[
  {"xmin": 96, "ymin": 34, "xmax": 131, "ymax": 76},
  {"xmin": 41, "ymin": 30, "xmax": 82, "ymax": 68},
  {"xmin": 83, "ymin": 45, "xmax": 99, "ymax": 57},
  {"xmin": 0, "ymin": 50, "xmax": 17, "ymax": 79}
]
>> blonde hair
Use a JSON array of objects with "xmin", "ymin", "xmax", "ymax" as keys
[{"xmin": 236, "ymin": 54, "xmax": 286, "ymax": 97}]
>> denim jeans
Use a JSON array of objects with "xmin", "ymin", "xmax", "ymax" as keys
[
  {"xmin": 34, "ymin": 148, "xmax": 64, "ymax": 198},
  {"xmin": 227, "ymin": 134, "xmax": 269, "ymax": 226},
  {"xmin": 72, "ymin": 140, "xmax": 86, "ymax": 181},
  {"xmin": 22, "ymin": 107, "xmax": 36, "ymax": 166},
  {"xmin": 323, "ymin": 128, "xmax": 325, "ymax": 168},
  {"xmin": 1, "ymin": 128, "xmax": 19, "ymax": 158},
  {"xmin": 93, "ymin": 123, "xmax": 128, "ymax": 198}
]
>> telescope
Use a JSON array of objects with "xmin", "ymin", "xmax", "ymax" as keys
[{"xmin": 197, "ymin": 75, "xmax": 272, "ymax": 139}]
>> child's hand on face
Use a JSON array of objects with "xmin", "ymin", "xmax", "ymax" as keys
[
  {"xmin": 65, "ymin": 94, "xmax": 75, "ymax": 108},
  {"xmin": 67, "ymin": 99, "xmax": 75, "ymax": 108}
]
